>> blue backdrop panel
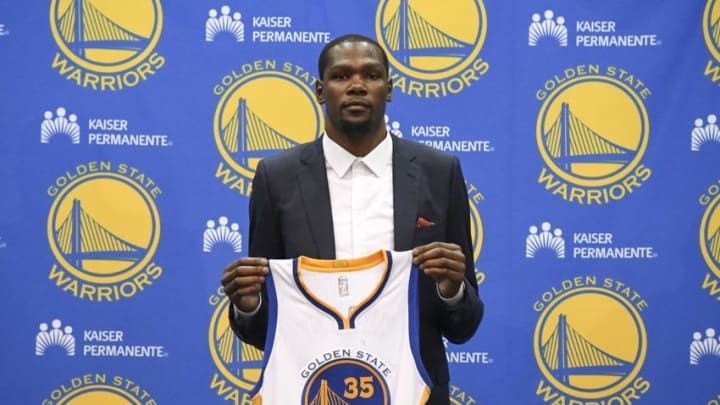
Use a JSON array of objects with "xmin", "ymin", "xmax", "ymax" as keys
[{"xmin": 0, "ymin": 0, "xmax": 719, "ymax": 404}]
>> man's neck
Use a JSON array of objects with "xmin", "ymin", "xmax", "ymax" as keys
[{"xmin": 325, "ymin": 127, "xmax": 387, "ymax": 157}]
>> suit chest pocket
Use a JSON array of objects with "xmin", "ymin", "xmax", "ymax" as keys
[{"xmin": 412, "ymin": 222, "xmax": 445, "ymax": 247}]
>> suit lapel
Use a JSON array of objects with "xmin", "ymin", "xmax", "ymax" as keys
[
  {"xmin": 392, "ymin": 137, "xmax": 420, "ymax": 250},
  {"xmin": 297, "ymin": 138, "xmax": 336, "ymax": 259}
]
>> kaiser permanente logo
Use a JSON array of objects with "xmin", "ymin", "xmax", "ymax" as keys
[
  {"xmin": 40, "ymin": 107, "xmax": 172, "ymax": 147},
  {"xmin": 408, "ymin": 120, "xmax": 494, "ymax": 154},
  {"xmin": 690, "ymin": 327, "xmax": 720, "ymax": 365},
  {"xmin": 204, "ymin": 5, "xmax": 330, "ymax": 44},
  {"xmin": 49, "ymin": 0, "xmax": 165, "ymax": 91},
  {"xmin": 443, "ymin": 337, "xmax": 493, "ymax": 366},
  {"xmin": 375, "ymin": 0, "xmax": 490, "ymax": 98},
  {"xmin": 533, "ymin": 276, "xmax": 650, "ymax": 404},
  {"xmin": 529, "ymin": 9, "xmax": 660, "ymax": 48},
  {"xmin": 41, "ymin": 374, "xmax": 158, "ymax": 405},
  {"xmin": 698, "ymin": 179, "xmax": 720, "ymax": 301},
  {"xmin": 204, "ymin": 216, "xmax": 243, "ymax": 253},
  {"xmin": 47, "ymin": 161, "xmax": 164, "ymax": 301},
  {"xmin": 212, "ymin": 60, "xmax": 323, "ymax": 197},
  {"xmin": 0, "ymin": 23, "xmax": 10, "ymax": 37},
  {"xmin": 36, "ymin": 318, "xmax": 167, "ymax": 358},
  {"xmin": 536, "ymin": 65, "xmax": 652, "ymax": 205},
  {"xmin": 526, "ymin": 221, "xmax": 658, "ymax": 260},
  {"xmin": 208, "ymin": 291, "xmax": 264, "ymax": 403},
  {"xmin": 692, "ymin": 114, "xmax": 720, "ymax": 151}
]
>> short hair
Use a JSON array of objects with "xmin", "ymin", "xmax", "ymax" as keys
[{"xmin": 317, "ymin": 34, "xmax": 389, "ymax": 79}]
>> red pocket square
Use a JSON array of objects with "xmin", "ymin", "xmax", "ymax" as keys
[{"xmin": 416, "ymin": 216, "xmax": 435, "ymax": 227}]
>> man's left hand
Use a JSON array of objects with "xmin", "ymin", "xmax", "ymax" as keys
[{"xmin": 412, "ymin": 242, "xmax": 465, "ymax": 298}]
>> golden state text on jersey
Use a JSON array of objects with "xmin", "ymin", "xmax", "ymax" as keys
[
  {"xmin": 301, "ymin": 358, "xmax": 391, "ymax": 404},
  {"xmin": 49, "ymin": 0, "xmax": 165, "ymax": 91},
  {"xmin": 699, "ymin": 180, "xmax": 720, "ymax": 301},
  {"xmin": 208, "ymin": 290, "xmax": 264, "ymax": 404},
  {"xmin": 41, "ymin": 373, "xmax": 157, "ymax": 405},
  {"xmin": 533, "ymin": 276, "xmax": 650, "ymax": 404},
  {"xmin": 535, "ymin": 65, "xmax": 652, "ymax": 205},
  {"xmin": 375, "ymin": 0, "xmax": 490, "ymax": 98},
  {"xmin": 46, "ymin": 161, "xmax": 163, "ymax": 302},
  {"xmin": 212, "ymin": 60, "xmax": 323, "ymax": 198}
]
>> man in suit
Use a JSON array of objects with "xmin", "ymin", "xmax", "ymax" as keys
[{"xmin": 221, "ymin": 33, "xmax": 483, "ymax": 404}]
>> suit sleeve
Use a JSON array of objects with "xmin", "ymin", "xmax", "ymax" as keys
[
  {"xmin": 440, "ymin": 156, "xmax": 484, "ymax": 343},
  {"xmin": 227, "ymin": 159, "xmax": 281, "ymax": 350}
]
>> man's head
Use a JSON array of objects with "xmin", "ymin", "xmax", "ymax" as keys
[
  {"xmin": 315, "ymin": 34, "xmax": 393, "ymax": 140},
  {"xmin": 318, "ymin": 34, "xmax": 389, "ymax": 79}
]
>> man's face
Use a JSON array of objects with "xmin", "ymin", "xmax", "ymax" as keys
[{"xmin": 316, "ymin": 41, "xmax": 392, "ymax": 136}]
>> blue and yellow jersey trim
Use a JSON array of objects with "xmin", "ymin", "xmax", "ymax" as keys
[{"xmin": 294, "ymin": 250, "xmax": 393, "ymax": 329}]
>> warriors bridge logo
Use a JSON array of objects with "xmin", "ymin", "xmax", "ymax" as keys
[
  {"xmin": 49, "ymin": 0, "xmax": 165, "ymax": 90},
  {"xmin": 699, "ymin": 179, "xmax": 720, "ymax": 301},
  {"xmin": 533, "ymin": 276, "xmax": 650, "ymax": 404},
  {"xmin": 208, "ymin": 290, "xmax": 264, "ymax": 403},
  {"xmin": 46, "ymin": 161, "xmax": 164, "ymax": 301},
  {"xmin": 535, "ymin": 65, "xmax": 652, "ymax": 204},
  {"xmin": 41, "ymin": 374, "xmax": 158, "ymax": 405},
  {"xmin": 213, "ymin": 60, "xmax": 323, "ymax": 197},
  {"xmin": 703, "ymin": 0, "xmax": 720, "ymax": 86},
  {"xmin": 375, "ymin": 0, "xmax": 490, "ymax": 98},
  {"xmin": 466, "ymin": 179, "xmax": 486, "ymax": 286}
]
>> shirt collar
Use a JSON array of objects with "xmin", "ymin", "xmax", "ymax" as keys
[{"xmin": 323, "ymin": 132, "xmax": 393, "ymax": 177}]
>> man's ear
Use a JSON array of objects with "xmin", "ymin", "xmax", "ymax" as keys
[{"xmin": 315, "ymin": 80, "xmax": 325, "ymax": 104}]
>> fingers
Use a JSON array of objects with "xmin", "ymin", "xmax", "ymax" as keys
[
  {"xmin": 412, "ymin": 242, "xmax": 465, "ymax": 282},
  {"xmin": 221, "ymin": 257, "xmax": 269, "ymax": 304}
]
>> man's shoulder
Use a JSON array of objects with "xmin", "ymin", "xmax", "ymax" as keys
[{"xmin": 259, "ymin": 140, "xmax": 320, "ymax": 170}]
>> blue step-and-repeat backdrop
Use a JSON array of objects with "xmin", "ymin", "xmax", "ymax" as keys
[{"xmin": 1, "ymin": 0, "xmax": 719, "ymax": 404}]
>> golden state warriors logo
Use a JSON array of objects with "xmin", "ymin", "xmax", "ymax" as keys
[
  {"xmin": 466, "ymin": 180, "xmax": 485, "ymax": 286},
  {"xmin": 47, "ymin": 162, "xmax": 163, "ymax": 301},
  {"xmin": 302, "ymin": 359, "xmax": 390, "ymax": 404},
  {"xmin": 49, "ymin": 0, "xmax": 165, "ymax": 90},
  {"xmin": 703, "ymin": 1, "xmax": 720, "ymax": 85},
  {"xmin": 699, "ymin": 180, "xmax": 720, "ymax": 301},
  {"xmin": 41, "ymin": 374, "xmax": 157, "ymax": 404},
  {"xmin": 536, "ymin": 65, "xmax": 652, "ymax": 204},
  {"xmin": 213, "ymin": 60, "xmax": 323, "ymax": 197},
  {"xmin": 533, "ymin": 276, "xmax": 650, "ymax": 403},
  {"xmin": 375, "ymin": 0, "xmax": 490, "ymax": 98},
  {"xmin": 208, "ymin": 291, "xmax": 263, "ymax": 403}
]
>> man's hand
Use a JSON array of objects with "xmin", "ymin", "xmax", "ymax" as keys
[
  {"xmin": 222, "ymin": 257, "xmax": 269, "ymax": 312},
  {"xmin": 412, "ymin": 242, "xmax": 465, "ymax": 298}
]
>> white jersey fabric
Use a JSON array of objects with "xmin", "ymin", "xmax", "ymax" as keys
[{"xmin": 250, "ymin": 249, "xmax": 431, "ymax": 404}]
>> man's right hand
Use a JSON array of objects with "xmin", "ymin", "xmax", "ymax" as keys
[{"xmin": 222, "ymin": 257, "xmax": 269, "ymax": 313}]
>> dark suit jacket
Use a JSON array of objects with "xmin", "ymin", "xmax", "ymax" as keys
[{"xmin": 229, "ymin": 135, "xmax": 484, "ymax": 404}]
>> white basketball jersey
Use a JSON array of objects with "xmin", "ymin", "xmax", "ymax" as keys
[{"xmin": 250, "ymin": 249, "xmax": 431, "ymax": 404}]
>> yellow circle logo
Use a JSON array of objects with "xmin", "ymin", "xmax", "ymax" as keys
[
  {"xmin": 208, "ymin": 297, "xmax": 264, "ymax": 392},
  {"xmin": 213, "ymin": 71, "xmax": 323, "ymax": 179},
  {"xmin": 700, "ymin": 194, "xmax": 720, "ymax": 279},
  {"xmin": 704, "ymin": 1, "xmax": 720, "ymax": 63},
  {"xmin": 537, "ymin": 76, "xmax": 649, "ymax": 187},
  {"xmin": 534, "ymin": 286, "xmax": 647, "ymax": 399},
  {"xmin": 375, "ymin": 0, "xmax": 487, "ymax": 80},
  {"xmin": 49, "ymin": 0, "xmax": 165, "ymax": 90},
  {"xmin": 50, "ymin": 0, "xmax": 162, "ymax": 72},
  {"xmin": 42, "ymin": 375, "xmax": 156, "ymax": 405},
  {"xmin": 468, "ymin": 191, "xmax": 485, "ymax": 286},
  {"xmin": 48, "ymin": 172, "xmax": 160, "ymax": 284}
]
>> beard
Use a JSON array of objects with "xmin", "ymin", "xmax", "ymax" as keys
[{"xmin": 339, "ymin": 116, "xmax": 374, "ymax": 136}]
